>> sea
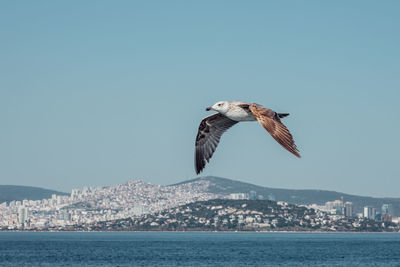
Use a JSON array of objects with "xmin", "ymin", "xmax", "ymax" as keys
[{"xmin": 0, "ymin": 232, "xmax": 399, "ymax": 266}]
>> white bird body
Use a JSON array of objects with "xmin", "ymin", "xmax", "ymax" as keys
[
  {"xmin": 195, "ymin": 100, "xmax": 300, "ymax": 174},
  {"xmin": 208, "ymin": 101, "xmax": 256, "ymax": 121}
]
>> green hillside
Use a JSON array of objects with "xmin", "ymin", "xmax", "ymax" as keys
[
  {"xmin": 172, "ymin": 176, "xmax": 400, "ymax": 216},
  {"xmin": 0, "ymin": 185, "xmax": 68, "ymax": 203}
]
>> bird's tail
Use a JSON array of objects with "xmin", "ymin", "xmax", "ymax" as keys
[{"xmin": 278, "ymin": 113, "xmax": 289, "ymax": 118}]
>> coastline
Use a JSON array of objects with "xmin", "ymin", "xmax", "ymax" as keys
[{"xmin": 1, "ymin": 230, "xmax": 400, "ymax": 234}]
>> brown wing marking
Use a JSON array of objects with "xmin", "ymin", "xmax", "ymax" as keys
[{"xmin": 249, "ymin": 104, "xmax": 301, "ymax": 158}]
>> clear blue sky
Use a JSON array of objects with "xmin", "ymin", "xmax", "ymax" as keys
[{"xmin": 1, "ymin": 1, "xmax": 399, "ymax": 197}]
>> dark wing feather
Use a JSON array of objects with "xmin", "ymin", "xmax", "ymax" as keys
[
  {"xmin": 195, "ymin": 113, "xmax": 238, "ymax": 174},
  {"xmin": 249, "ymin": 104, "xmax": 301, "ymax": 158}
]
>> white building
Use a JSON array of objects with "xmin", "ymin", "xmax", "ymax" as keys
[
  {"xmin": 363, "ymin": 206, "xmax": 376, "ymax": 220},
  {"xmin": 229, "ymin": 193, "xmax": 249, "ymax": 200},
  {"xmin": 18, "ymin": 207, "xmax": 28, "ymax": 225}
]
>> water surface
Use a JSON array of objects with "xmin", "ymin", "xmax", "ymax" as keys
[{"xmin": 0, "ymin": 232, "xmax": 399, "ymax": 266}]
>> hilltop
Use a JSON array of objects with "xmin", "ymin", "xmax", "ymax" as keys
[
  {"xmin": 172, "ymin": 176, "xmax": 400, "ymax": 216},
  {"xmin": 0, "ymin": 185, "xmax": 68, "ymax": 203}
]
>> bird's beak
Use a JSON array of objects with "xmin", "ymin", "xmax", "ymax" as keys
[{"xmin": 206, "ymin": 107, "xmax": 213, "ymax": 111}]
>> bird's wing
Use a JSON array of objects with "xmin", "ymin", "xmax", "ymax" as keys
[
  {"xmin": 195, "ymin": 113, "xmax": 238, "ymax": 174},
  {"xmin": 249, "ymin": 103, "xmax": 301, "ymax": 158}
]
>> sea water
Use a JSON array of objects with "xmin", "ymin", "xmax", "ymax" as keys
[{"xmin": 0, "ymin": 232, "xmax": 399, "ymax": 266}]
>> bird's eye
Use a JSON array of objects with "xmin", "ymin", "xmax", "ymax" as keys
[{"xmin": 218, "ymin": 103, "xmax": 223, "ymax": 106}]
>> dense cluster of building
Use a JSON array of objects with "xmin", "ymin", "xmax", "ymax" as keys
[
  {"xmin": 71, "ymin": 199, "xmax": 399, "ymax": 232},
  {"xmin": 308, "ymin": 199, "xmax": 399, "ymax": 224},
  {"xmin": 0, "ymin": 181, "xmax": 398, "ymax": 232},
  {"xmin": 78, "ymin": 199, "xmax": 316, "ymax": 231},
  {"xmin": 0, "ymin": 180, "xmax": 220, "ymax": 230},
  {"xmin": 228, "ymin": 192, "xmax": 399, "ymax": 224}
]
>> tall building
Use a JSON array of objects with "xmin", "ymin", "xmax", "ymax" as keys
[
  {"xmin": 249, "ymin": 191, "xmax": 257, "ymax": 200},
  {"xmin": 229, "ymin": 193, "xmax": 249, "ymax": 200},
  {"xmin": 325, "ymin": 200, "xmax": 343, "ymax": 210},
  {"xmin": 82, "ymin": 186, "xmax": 89, "ymax": 196},
  {"xmin": 381, "ymin": 204, "xmax": 394, "ymax": 215},
  {"xmin": 325, "ymin": 200, "xmax": 343, "ymax": 215},
  {"xmin": 381, "ymin": 204, "xmax": 394, "ymax": 222},
  {"xmin": 18, "ymin": 207, "xmax": 28, "ymax": 225},
  {"xmin": 363, "ymin": 206, "xmax": 376, "ymax": 220},
  {"xmin": 344, "ymin": 202, "xmax": 353, "ymax": 217},
  {"xmin": 71, "ymin": 189, "xmax": 80, "ymax": 199}
]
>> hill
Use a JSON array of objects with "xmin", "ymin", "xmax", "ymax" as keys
[
  {"xmin": 67, "ymin": 199, "xmax": 398, "ymax": 232},
  {"xmin": 172, "ymin": 176, "xmax": 400, "ymax": 216},
  {"xmin": 0, "ymin": 185, "xmax": 68, "ymax": 203}
]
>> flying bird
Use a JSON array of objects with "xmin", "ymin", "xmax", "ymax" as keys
[{"xmin": 195, "ymin": 101, "xmax": 300, "ymax": 174}]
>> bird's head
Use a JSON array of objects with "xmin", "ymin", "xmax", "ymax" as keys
[{"xmin": 206, "ymin": 101, "xmax": 229, "ymax": 114}]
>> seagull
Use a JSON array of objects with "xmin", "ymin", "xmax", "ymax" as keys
[{"xmin": 195, "ymin": 101, "xmax": 300, "ymax": 174}]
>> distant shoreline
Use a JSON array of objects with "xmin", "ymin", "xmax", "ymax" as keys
[{"xmin": 1, "ymin": 230, "xmax": 399, "ymax": 234}]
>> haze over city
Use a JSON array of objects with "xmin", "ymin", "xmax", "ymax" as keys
[{"xmin": 1, "ymin": 1, "xmax": 399, "ymax": 198}]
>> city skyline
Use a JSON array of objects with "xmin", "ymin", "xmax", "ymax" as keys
[
  {"xmin": 1, "ymin": 177, "xmax": 398, "ymax": 231},
  {"xmin": 1, "ymin": 1, "xmax": 400, "ymax": 197}
]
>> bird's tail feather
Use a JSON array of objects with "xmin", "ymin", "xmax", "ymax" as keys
[{"xmin": 278, "ymin": 113, "xmax": 289, "ymax": 118}]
